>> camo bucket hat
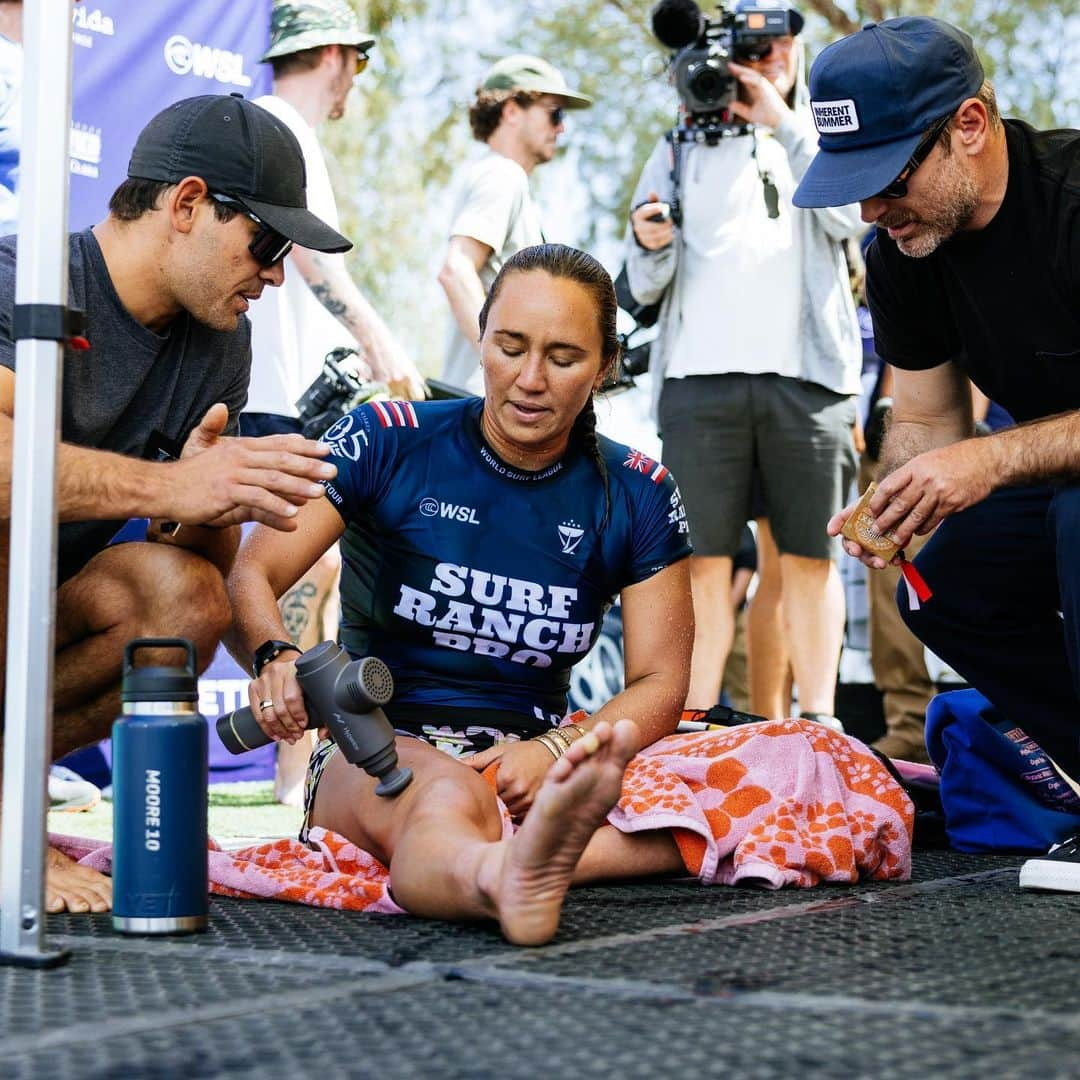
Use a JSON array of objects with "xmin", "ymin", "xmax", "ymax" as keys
[{"xmin": 260, "ymin": 0, "xmax": 376, "ymax": 63}]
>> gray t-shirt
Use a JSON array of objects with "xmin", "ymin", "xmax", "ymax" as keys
[
  {"xmin": 440, "ymin": 151, "xmax": 544, "ymax": 389},
  {"xmin": 0, "ymin": 229, "xmax": 251, "ymax": 582}
]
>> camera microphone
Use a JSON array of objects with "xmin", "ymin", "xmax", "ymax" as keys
[{"xmin": 651, "ymin": 0, "xmax": 704, "ymax": 49}]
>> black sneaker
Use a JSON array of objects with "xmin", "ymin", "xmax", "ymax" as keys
[{"xmin": 1019, "ymin": 836, "xmax": 1080, "ymax": 893}]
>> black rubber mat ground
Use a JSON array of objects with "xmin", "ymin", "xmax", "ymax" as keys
[{"xmin": 1, "ymin": 851, "xmax": 1077, "ymax": 1078}]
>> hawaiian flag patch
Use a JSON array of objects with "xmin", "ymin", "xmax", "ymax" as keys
[
  {"xmin": 371, "ymin": 400, "xmax": 420, "ymax": 429},
  {"xmin": 623, "ymin": 448, "xmax": 668, "ymax": 484}
]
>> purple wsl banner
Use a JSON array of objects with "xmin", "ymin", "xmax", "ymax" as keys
[{"xmin": 69, "ymin": 0, "xmax": 273, "ymax": 230}]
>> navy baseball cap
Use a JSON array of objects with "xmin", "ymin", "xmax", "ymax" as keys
[
  {"xmin": 792, "ymin": 17, "xmax": 984, "ymax": 209},
  {"xmin": 128, "ymin": 94, "xmax": 351, "ymax": 253}
]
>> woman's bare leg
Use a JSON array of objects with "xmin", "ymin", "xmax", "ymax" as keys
[
  {"xmin": 310, "ymin": 720, "xmax": 651, "ymax": 944},
  {"xmin": 574, "ymin": 826, "xmax": 684, "ymax": 884}
]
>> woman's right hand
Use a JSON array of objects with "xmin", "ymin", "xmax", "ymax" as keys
[{"xmin": 248, "ymin": 656, "xmax": 309, "ymax": 743}]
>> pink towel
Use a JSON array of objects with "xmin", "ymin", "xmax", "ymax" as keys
[
  {"xmin": 51, "ymin": 829, "xmax": 406, "ymax": 913},
  {"xmin": 51, "ymin": 719, "xmax": 912, "ymax": 912},
  {"xmin": 613, "ymin": 719, "xmax": 914, "ymax": 887}
]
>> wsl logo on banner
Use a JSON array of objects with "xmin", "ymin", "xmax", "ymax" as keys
[
  {"xmin": 69, "ymin": 122, "xmax": 103, "ymax": 179},
  {"xmin": 164, "ymin": 34, "xmax": 253, "ymax": 89},
  {"xmin": 72, "ymin": 7, "xmax": 116, "ymax": 50}
]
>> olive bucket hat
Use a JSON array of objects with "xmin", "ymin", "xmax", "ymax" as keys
[{"xmin": 479, "ymin": 54, "xmax": 593, "ymax": 108}]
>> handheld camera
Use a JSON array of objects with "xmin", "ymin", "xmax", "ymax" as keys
[
  {"xmin": 652, "ymin": 0, "xmax": 796, "ymax": 140},
  {"xmin": 295, "ymin": 347, "xmax": 375, "ymax": 440}
]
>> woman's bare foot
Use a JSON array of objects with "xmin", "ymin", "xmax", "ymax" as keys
[
  {"xmin": 46, "ymin": 845, "xmax": 112, "ymax": 913},
  {"xmin": 480, "ymin": 719, "xmax": 638, "ymax": 945}
]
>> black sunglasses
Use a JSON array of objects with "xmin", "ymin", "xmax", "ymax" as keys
[
  {"xmin": 733, "ymin": 38, "xmax": 778, "ymax": 62},
  {"xmin": 210, "ymin": 192, "xmax": 293, "ymax": 267},
  {"xmin": 545, "ymin": 105, "xmax": 565, "ymax": 127},
  {"xmin": 874, "ymin": 113, "xmax": 954, "ymax": 200}
]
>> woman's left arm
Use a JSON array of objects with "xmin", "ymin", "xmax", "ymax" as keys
[{"xmin": 588, "ymin": 557, "xmax": 694, "ymax": 753}]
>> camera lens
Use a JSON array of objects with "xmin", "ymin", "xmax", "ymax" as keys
[{"xmin": 687, "ymin": 61, "xmax": 729, "ymax": 106}]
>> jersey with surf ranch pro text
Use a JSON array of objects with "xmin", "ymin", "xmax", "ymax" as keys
[{"xmin": 321, "ymin": 397, "xmax": 691, "ymax": 730}]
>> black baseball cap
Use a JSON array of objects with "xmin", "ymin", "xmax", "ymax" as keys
[
  {"xmin": 127, "ymin": 94, "xmax": 351, "ymax": 253},
  {"xmin": 793, "ymin": 18, "xmax": 984, "ymax": 209}
]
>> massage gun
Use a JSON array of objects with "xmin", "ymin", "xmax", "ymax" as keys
[{"xmin": 216, "ymin": 641, "xmax": 412, "ymax": 797}]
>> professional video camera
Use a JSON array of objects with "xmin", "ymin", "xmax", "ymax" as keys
[
  {"xmin": 295, "ymin": 346, "xmax": 377, "ymax": 440},
  {"xmin": 652, "ymin": 0, "xmax": 797, "ymax": 141}
]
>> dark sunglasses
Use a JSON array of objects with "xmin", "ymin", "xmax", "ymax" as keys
[
  {"xmin": 545, "ymin": 105, "xmax": 565, "ymax": 127},
  {"xmin": 733, "ymin": 38, "xmax": 778, "ymax": 62},
  {"xmin": 210, "ymin": 193, "xmax": 293, "ymax": 267},
  {"xmin": 874, "ymin": 113, "xmax": 954, "ymax": 200},
  {"xmin": 354, "ymin": 51, "xmax": 369, "ymax": 75}
]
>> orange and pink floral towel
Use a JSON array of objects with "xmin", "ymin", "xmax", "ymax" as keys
[
  {"xmin": 611, "ymin": 718, "xmax": 913, "ymax": 887},
  {"xmin": 53, "ymin": 719, "xmax": 913, "ymax": 913}
]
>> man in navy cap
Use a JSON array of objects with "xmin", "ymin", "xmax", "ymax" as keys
[
  {"xmin": 0, "ymin": 94, "xmax": 349, "ymax": 912},
  {"xmin": 796, "ymin": 18, "xmax": 1080, "ymax": 888}
]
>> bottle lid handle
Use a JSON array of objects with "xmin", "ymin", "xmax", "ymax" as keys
[{"xmin": 123, "ymin": 638, "xmax": 197, "ymax": 678}]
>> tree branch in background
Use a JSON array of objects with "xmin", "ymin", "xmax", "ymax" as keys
[
  {"xmin": 802, "ymin": 0, "xmax": 859, "ymax": 35},
  {"xmin": 863, "ymin": 0, "xmax": 887, "ymax": 24}
]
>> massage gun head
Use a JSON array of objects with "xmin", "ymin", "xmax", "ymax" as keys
[{"xmin": 339, "ymin": 656, "xmax": 394, "ymax": 712}]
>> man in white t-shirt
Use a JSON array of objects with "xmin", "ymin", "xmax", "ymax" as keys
[
  {"xmin": 624, "ymin": 1, "xmax": 864, "ymax": 728},
  {"xmin": 437, "ymin": 55, "xmax": 592, "ymax": 390},
  {"xmin": 247, "ymin": 0, "xmax": 423, "ymax": 804},
  {"xmin": 249, "ymin": 0, "xmax": 423, "ymax": 419}
]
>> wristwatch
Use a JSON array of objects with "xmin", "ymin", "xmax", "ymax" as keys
[{"xmin": 252, "ymin": 639, "xmax": 302, "ymax": 677}]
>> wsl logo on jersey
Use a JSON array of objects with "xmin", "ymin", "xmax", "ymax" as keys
[
  {"xmin": 419, "ymin": 497, "xmax": 480, "ymax": 526},
  {"xmin": 393, "ymin": 562, "xmax": 595, "ymax": 668}
]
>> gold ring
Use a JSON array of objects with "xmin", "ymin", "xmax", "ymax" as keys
[{"xmin": 258, "ymin": 699, "xmax": 274, "ymax": 711}]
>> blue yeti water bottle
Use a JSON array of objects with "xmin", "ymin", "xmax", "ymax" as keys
[{"xmin": 112, "ymin": 638, "xmax": 208, "ymax": 934}]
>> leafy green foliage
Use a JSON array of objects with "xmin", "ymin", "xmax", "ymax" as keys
[{"xmin": 321, "ymin": 0, "xmax": 1079, "ymax": 370}]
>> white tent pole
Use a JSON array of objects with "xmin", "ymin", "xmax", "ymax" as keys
[{"xmin": 0, "ymin": 0, "xmax": 75, "ymax": 968}]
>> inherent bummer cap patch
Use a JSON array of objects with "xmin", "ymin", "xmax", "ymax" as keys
[{"xmin": 811, "ymin": 99, "xmax": 860, "ymax": 134}]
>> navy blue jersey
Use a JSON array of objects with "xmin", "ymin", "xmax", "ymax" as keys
[{"xmin": 321, "ymin": 397, "xmax": 691, "ymax": 729}]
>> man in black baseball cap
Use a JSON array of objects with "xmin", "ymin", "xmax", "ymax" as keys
[
  {"xmin": 802, "ymin": 19, "xmax": 1080, "ymax": 888},
  {"xmin": 128, "ymin": 92, "xmax": 351, "ymax": 256},
  {"xmin": 0, "ymin": 93, "xmax": 347, "ymax": 913}
]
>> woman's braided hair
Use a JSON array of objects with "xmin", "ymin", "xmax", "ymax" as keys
[{"xmin": 478, "ymin": 243, "xmax": 621, "ymax": 532}]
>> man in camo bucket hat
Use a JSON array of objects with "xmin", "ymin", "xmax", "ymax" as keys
[
  {"xmin": 260, "ymin": 0, "xmax": 376, "ymax": 63},
  {"xmin": 247, "ymin": 0, "xmax": 424, "ymax": 805},
  {"xmin": 437, "ymin": 54, "xmax": 592, "ymax": 391}
]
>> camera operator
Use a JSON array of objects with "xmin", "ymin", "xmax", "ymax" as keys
[{"xmin": 625, "ymin": 0, "xmax": 864, "ymax": 725}]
